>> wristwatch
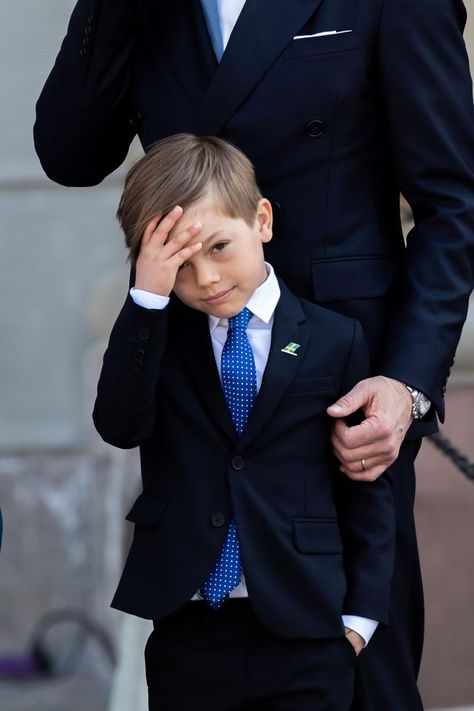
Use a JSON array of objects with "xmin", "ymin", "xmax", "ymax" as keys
[{"xmin": 404, "ymin": 385, "xmax": 431, "ymax": 420}]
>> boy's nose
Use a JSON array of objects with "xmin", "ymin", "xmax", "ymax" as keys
[{"xmin": 196, "ymin": 265, "xmax": 220, "ymax": 288}]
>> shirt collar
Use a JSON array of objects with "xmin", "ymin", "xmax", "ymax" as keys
[{"xmin": 208, "ymin": 262, "xmax": 280, "ymax": 333}]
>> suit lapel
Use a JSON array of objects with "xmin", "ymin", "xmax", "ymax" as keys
[
  {"xmin": 237, "ymin": 282, "xmax": 309, "ymax": 450},
  {"xmin": 198, "ymin": 0, "xmax": 323, "ymax": 134},
  {"xmin": 170, "ymin": 299, "xmax": 237, "ymax": 444}
]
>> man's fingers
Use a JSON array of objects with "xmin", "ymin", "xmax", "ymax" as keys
[
  {"xmin": 341, "ymin": 455, "xmax": 388, "ymax": 474},
  {"xmin": 331, "ymin": 418, "xmax": 395, "ymax": 458},
  {"xmin": 327, "ymin": 380, "xmax": 371, "ymax": 418},
  {"xmin": 331, "ymin": 416, "xmax": 401, "ymax": 474},
  {"xmin": 332, "ymin": 438, "xmax": 393, "ymax": 467},
  {"xmin": 329, "ymin": 375, "xmax": 413, "ymax": 481},
  {"xmin": 339, "ymin": 462, "xmax": 388, "ymax": 482},
  {"xmin": 332, "ymin": 416, "xmax": 389, "ymax": 450}
]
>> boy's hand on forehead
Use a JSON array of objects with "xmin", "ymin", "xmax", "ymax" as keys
[{"xmin": 135, "ymin": 207, "xmax": 202, "ymax": 296}]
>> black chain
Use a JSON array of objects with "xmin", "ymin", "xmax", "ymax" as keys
[
  {"xmin": 428, "ymin": 432, "xmax": 474, "ymax": 482},
  {"xmin": 0, "ymin": 609, "xmax": 116, "ymax": 679}
]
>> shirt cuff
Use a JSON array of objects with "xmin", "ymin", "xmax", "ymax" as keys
[
  {"xmin": 130, "ymin": 288, "xmax": 170, "ymax": 310},
  {"xmin": 342, "ymin": 615, "xmax": 378, "ymax": 647}
]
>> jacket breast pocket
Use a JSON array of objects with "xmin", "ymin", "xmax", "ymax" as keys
[
  {"xmin": 310, "ymin": 255, "xmax": 401, "ymax": 359},
  {"xmin": 125, "ymin": 491, "xmax": 167, "ymax": 528},
  {"xmin": 282, "ymin": 30, "xmax": 362, "ymax": 59},
  {"xmin": 311, "ymin": 256, "xmax": 399, "ymax": 303}
]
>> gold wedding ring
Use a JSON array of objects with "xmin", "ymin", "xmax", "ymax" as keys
[{"xmin": 361, "ymin": 458, "xmax": 367, "ymax": 472}]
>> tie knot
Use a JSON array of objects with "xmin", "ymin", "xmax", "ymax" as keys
[{"xmin": 228, "ymin": 307, "xmax": 253, "ymax": 332}]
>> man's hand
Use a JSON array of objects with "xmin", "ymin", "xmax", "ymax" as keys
[
  {"xmin": 327, "ymin": 376, "xmax": 413, "ymax": 481},
  {"xmin": 135, "ymin": 207, "xmax": 202, "ymax": 296},
  {"xmin": 344, "ymin": 627, "xmax": 365, "ymax": 656}
]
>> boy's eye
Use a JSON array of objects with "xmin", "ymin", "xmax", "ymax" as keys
[{"xmin": 211, "ymin": 241, "xmax": 228, "ymax": 253}]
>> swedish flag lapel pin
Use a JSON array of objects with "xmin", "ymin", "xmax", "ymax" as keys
[{"xmin": 281, "ymin": 341, "xmax": 301, "ymax": 356}]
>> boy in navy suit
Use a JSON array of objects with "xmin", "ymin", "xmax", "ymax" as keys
[{"xmin": 94, "ymin": 134, "xmax": 395, "ymax": 710}]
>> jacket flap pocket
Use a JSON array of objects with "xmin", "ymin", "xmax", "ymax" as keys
[
  {"xmin": 283, "ymin": 31, "xmax": 361, "ymax": 59},
  {"xmin": 311, "ymin": 256, "xmax": 399, "ymax": 303},
  {"xmin": 288, "ymin": 376, "xmax": 335, "ymax": 394},
  {"xmin": 293, "ymin": 518, "xmax": 343, "ymax": 554},
  {"xmin": 125, "ymin": 492, "xmax": 167, "ymax": 527}
]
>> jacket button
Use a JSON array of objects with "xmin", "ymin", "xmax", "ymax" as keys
[
  {"xmin": 129, "ymin": 112, "xmax": 142, "ymax": 128},
  {"xmin": 231, "ymin": 456, "xmax": 245, "ymax": 471},
  {"xmin": 305, "ymin": 119, "xmax": 325, "ymax": 138},
  {"xmin": 132, "ymin": 355, "xmax": 143, "ymax": 369},
  {"xmin": 139, "ymin": 328, "xmax": 151, "ymax": 340},
  {"xmin": 210, "ymin": 512, "xmax": 226, "ymax": 527}
]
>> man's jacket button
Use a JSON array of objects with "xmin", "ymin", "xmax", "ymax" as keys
[
  {"xmin": 231, "ymin": 456, "xmax": 245, "ymax": 471},
  {"xmin": 305, "ymin": 119, "xmax": 325, "ymax": 138},
  {"xmin": 139, "ymin": 328, "xmax": 151, "ymax": 340},
  {"xmin": 210, "ymin": 512, "xmax": 226, "ymax": 528}
]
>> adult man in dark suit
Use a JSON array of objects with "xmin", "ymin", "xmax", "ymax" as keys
[{"xmin": 34, "ymin": 1, "xmax": 474, "ymax": 708}]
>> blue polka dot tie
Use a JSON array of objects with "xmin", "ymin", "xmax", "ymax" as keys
[{"xmin": 201, "ymin": 308, "xmax": 257, "ymax": 609}]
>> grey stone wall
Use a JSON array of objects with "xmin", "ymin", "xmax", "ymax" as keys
[
  {"xmin": 0, "ymin": 1, "xmax": 139, "ymax": 704},
  {"xmin": 0, "ymin": 0, "xmax": 132, "ymax": 448}
]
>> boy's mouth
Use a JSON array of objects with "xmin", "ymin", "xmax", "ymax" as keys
[{"xmin": 204, "ymin": 287, "xmax": 234, "ymax": 305}]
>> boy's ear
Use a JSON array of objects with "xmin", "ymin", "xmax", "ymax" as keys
[{"xmin": 256, "ymin": 198, "xmax": 273, "ymax": 243}]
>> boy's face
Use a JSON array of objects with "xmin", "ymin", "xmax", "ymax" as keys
[{"xmin": 170, "ymin": 195, "xmax": 273, "ymax": 318}]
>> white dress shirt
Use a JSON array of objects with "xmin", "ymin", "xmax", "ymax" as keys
[
  {"xmin": 130, "ymin": 264, "xmax": 377, "ymax": 645},
  {"xmin": 217, "ymin": 0, "xmax": 246, "ymax": 49}
]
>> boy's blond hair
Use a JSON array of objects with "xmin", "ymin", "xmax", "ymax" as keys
[{"xmin": 117, "ymin": 134, "xmax": 262, "ymax": 262}]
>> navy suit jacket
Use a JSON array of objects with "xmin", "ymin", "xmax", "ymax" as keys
[
  {"xmin": 93, "ymin": 282, "xmax": 395, "ymax": 637},
  {"xmin": 35, "ymin": 0, "xmax": 474, "ymax": 432}
]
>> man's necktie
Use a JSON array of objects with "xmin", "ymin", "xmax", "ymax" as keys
[
  {"xmin": 200, "ymin": 0, "xmax": 224, "ymax": 61},
  {"xmin": 201, "ymin": 307, "xmax": 257, "ymax": 608}
]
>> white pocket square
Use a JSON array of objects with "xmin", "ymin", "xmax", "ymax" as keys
[{"xmin": 293, "ymin": 30, "xmax": 352, "ymax": 40}]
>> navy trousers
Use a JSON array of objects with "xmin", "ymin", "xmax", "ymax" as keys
[{"xmin": 146, "ymin": 599, "xmax": 356, "ymax": 710}]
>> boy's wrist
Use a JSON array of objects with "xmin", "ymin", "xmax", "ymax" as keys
[
  {"xmin": 134, "ymin": 273, "xmax": 172, "ymax": 298},
  {"xmin": 130, "ymin": 288, "xmax": 170, "ymax": 310}
]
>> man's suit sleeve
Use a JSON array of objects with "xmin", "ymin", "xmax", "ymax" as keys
[
  {"xmin": 334, "ymin": 320, "xmax": 395, "ymax": 624},
  {"xmin": 93, "ymin": 294, "xmax": 168, "ymax": 449},
  {"xmin": 34, "ymin": 0, "xmax": 138, "ymax": 186},
  {"xmin": 376, "ymin": 0, "xmax": 474, "ymax": 420}
]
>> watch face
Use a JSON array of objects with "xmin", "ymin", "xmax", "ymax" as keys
[{"xmin": 417, "ymin": 393, "xmax": 431, "ymax": 417}]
